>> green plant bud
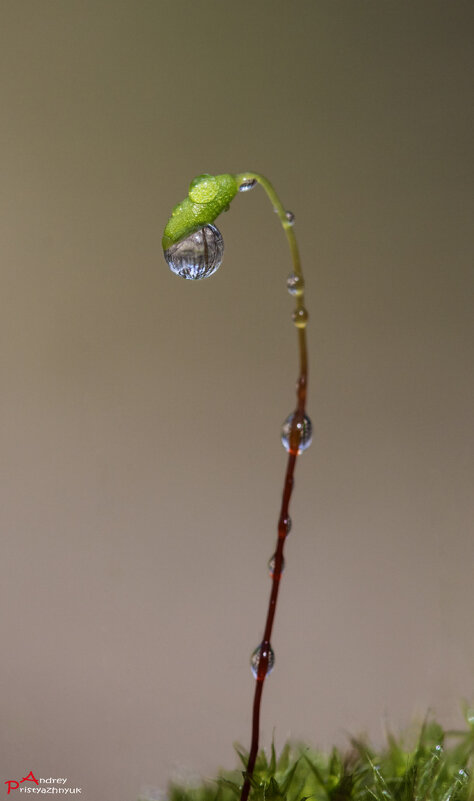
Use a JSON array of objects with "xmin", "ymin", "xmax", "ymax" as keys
[{"xmin": 162, "ymin": 173, "xmax": 239, "ymax": 250}]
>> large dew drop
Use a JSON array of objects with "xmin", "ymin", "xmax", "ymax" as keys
[
  {"xmin": 250, "ymin": 643, "xmax": 275, "ymax": 679},
  {"xmin": 281, "ymin": 412, "xmax": 313, "ymax": 454},
  {"xmin": 164, "ymin": 224, "xmax": 223, "ymax": 280}
]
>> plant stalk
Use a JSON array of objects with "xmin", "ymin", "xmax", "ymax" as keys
[{"xmin": 236, "ymin": 174, "xmax": 308, "ymax": 801}]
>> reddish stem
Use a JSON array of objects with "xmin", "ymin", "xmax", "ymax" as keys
[{"xmin": 240, "ymin": 329, "xmax": 308, "ymax": 801}]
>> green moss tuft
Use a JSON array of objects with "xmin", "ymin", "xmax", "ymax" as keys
[{"xmin": 159, "ymin": 718, "xmax": 474, "ymax": 801}]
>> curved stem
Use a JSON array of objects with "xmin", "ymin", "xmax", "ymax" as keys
[{"xmin": 236, "ymin": 173, "xmax": 309, "ymax": 801}]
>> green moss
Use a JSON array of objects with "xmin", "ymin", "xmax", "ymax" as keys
[{"xmin": 158, "ymin": 718, "xmax": 473, "ymax": 801}]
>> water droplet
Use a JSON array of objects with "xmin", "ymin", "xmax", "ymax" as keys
[
  {"xmin": 292, "ymin": 307, "xmax": 308, "ymax": 328},
  {"xmin": 238, "ymin": 178, "xmax": 257, "ymax": 192},
  {"xmin": 280, "ymin": 515, "xmax": 292, "ymax": 535},
  {"xmin": 278, "ymin": 515, "xmax": 292, "ymax": 537},
  {"xmin": 286, "ymin": 273, "xmax": 304, "ymax": 297},
  {"xmin": 268, "ymin": 553, "xmax": 285, "ymax": 577},
  {"xmin": 285, "ymin": 210, "xmax": 295, "ymax": 225},
  {"xmin": 188, "ymin": 174, "xmax": 219, "ymax": 204},
  {"xmin": 281, "ymin": 412, "xmax": 313, "ymax": 454},
  {"xmin": 164, "ymin": 225, "xmax": 223, "ymax": 280},
  {"xmin": 250, "ymin": 643, "xmax": 275, "ymax": 679}
]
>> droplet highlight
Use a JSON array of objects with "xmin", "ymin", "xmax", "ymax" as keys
[
  {"xmin": 250, "ymin": 643, "xmax": 275, "ymax": 679},
  {"xmin": 238, "ymin": 178, "xmax": 257, "ymax": 192},
  {"xmin": 281, "ymin": 412, "xmax": 313, "ymax": 454},
  {"xmin": 268, "ymin": 553, "xmax": 285, "ymax": 577},
  {"xmin": 285, "ymin": 210, "xmax": 295, "ymax": 225},
  {"xmin": 279, "ymin": 515, "xmax": 292, "ymax": 536},
  {"xmin": 286, "ymin": 273, "xmax": 304, "ymax": 297},
  {"xmin": 164, "ymin": 224, "xmax": 224, "ymax": 280},
  {"xmin": 292, "ymin": 307, "xmax": 308, "ymax": 328}
]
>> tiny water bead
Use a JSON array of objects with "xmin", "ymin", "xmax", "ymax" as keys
[
  {"xmin": 285, "ymin": 210, "xmax": 295, "ymax": 225},
  {"xmin": 281, "ymin": 412, "xmax": 313, "ymax": 454},
  {"xmin": 268, "ymin": 553, "xmax": 285, "ymax": 577},
  {"xmin": 280, "ymin": 515, "xmax": 292, "ymax": 535},
  {"xmin": 286, "ymin": 272, "xmax": 304, "ymax": 297},
  {"xmin": 238, "ymin": 177, "xmax": 257, "ymax": 192},
  {"xmin": 250, "ymin": 643, "xmax": 275, "ymax": 679},
  {"xmin": 292, "ymin": 306, "xmax": 308, "ymax": 329},
  {"xmin": 164, "ymin": 224, "xmax": 223, "ymax": 280}
]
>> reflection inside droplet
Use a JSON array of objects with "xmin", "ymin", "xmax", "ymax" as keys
[
  {"xmin": 238, "ymin": 178, "xmax": 257, "ymax": 192},
  {"xmin": 268, "ymin": 553, "xmax": 285, "ymax": 577},
  {"xmin": 250, "ymin": 643, "xmax": 275, "ymax": 678},
  {"xmin": 281, "ymin": 412, "xmax": 313, "ymax": 454},
  {"xmin": 280, "ymin": 515, "xmax": 292, "ymax": 535},
  {"xmin": 164, "ymin": 224, "xmax": 224, "ymax": 280},
  {"xmin": 286, "ymin": 273, "xmax": 304, "ymax": 296},
  {"xmin": 292, "ymin": 306, "xmax": 308, "ymax": 328}
]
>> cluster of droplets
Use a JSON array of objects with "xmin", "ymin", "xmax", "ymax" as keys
[
  {"xmin": 165, "ymin": 175, "xmax": 311, "ymax": 691},
  {"xmin": 188, "ymin": 174, "xmax": 219, "ymax": 204},
  {"xmin": 287, "ymin": 271, "xmax": 308, "ymax": 329},
  {"xmin": 164, "ymin": 224, "xmax": 224, "ymax": 280},
  {"xmin": 250, "ymin": 515, "xmax": 292, "ymax": 678},
  {"xmin": 247, "ymin": 375, "xmax": 312, "ymax": 682},
  {"xmin": 250, "ymin": 643, "xmax": 275, "ymax": 679}
]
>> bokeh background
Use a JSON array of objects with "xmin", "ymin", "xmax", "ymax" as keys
[{"xmin": 1, "ymin": 2, "xmax": 473, "ymax": 800}]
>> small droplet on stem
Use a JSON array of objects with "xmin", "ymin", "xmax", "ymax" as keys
[
  {"xmin": 250, "ymin": 643, "xmax": 275, "ymax": 679},
  {"xmin": 281, "ymin": 515, "xmax": 292, "ymax": 535},
  {"xmin": 268, "ymin": 553, "xmax": 285, "ymax": 577},
  {"xmin": 292, "ymin": 306, "xmax": 308, "ymax": 328},
  {"xmin": 281, "ymin": 412, "xmax": 313, "ymax": 454},
  {"xmin": 285, "ymin": 210, "xmax": 295, "ymax": 225},
  {"xmin": 287, "ymin": 273, "xmax": 305, "ymax": 297},
  {"xmin": 238, "ymin": 178, "xmax": 257, "ymax": 192}
]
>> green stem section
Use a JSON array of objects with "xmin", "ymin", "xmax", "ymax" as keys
[
  {"xmin": 237, "ymin": 173, "xmax": 301, "ymax": 270},
  {"xmin": 236, "ymin": 173, "xmax": 309, "ymax": 801},
  {"xmin": 237, "ymin": 172, "xmax": 308, "ymax": 385}
]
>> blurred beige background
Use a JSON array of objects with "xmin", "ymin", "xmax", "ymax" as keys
[{"xmin": 1, "ymin": 2, "xmax": 473, "ymax": 800}]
